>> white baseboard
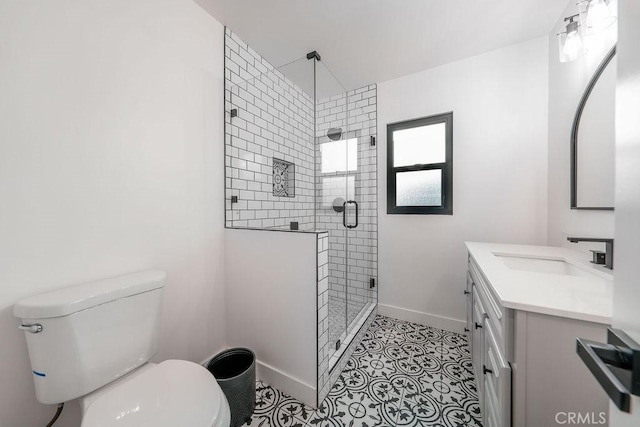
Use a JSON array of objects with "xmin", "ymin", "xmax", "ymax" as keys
[
  {"xmin": 200, "ymin": 350, "xmax": 317, "ymax": 408},
  {"xmin": 256, "ymin": 361, "xmax": 317, "ymax": 408},
  {"xmin": 377, "ymin": 303, "xmax": 466, "ymax": 334}
]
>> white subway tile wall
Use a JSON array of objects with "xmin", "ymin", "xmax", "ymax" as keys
[
  {"xmin": 317, "ymin": 231, "xmax": 330, "ymax": 399},
  {"xmin": 225, "ymin": 29, "xmax": 315, "ymax": 230}
]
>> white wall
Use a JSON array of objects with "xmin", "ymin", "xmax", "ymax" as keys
[
  {"xmin": 0, "ymin": 1, "xmax": 226, "ymax": 425},
  {"xmin": 546, "ymin": 0, "xmax": 616, "ymax": 248},
  {"xmin": 224, "ymin": 229, "xmax": 317, "ymax": 407},
  {"xmin": 612, "ymin": 0, "xmax": 640, "ymax": 423},
  {"xmin": 377, "ymin": 37, "xmax": 549, "ymax": 330}
]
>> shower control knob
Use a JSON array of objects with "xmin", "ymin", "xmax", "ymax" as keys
[{"xmin": 19, "ymin": 324, "xmax": 43, "ymax": 333}]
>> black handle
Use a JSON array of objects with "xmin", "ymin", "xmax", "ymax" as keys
[
  {"xmin": 483, "ymin": 365, "xmax": 493, "ymax": 375},
  {"xmin": 344, "ymin": 200, "xmax": 359, "ymax": 229},
  {"xmin": 464, "ymin": 290, "xmax": 470, "ymax": 295},
  {"xmin": 353, "ymin": 200, "xmax": 359, "ymax": 228},
  {"xmin": 475, "ymin": 322, "xmax": 483, "ymax": 329},
  {"xmin": 464, "ymin": 328, "xmax": 470, "ymax": 332},
  {"xmin": 342, "ymin": 201, "xmax": 347, "ymax": 228},
  {"xmin": 348, "ymin": 200, "xmax": 358, "ymax": 229},
  {"xmin": 576, "ymin": 328, "xmax": 640, "ymax": 413}
]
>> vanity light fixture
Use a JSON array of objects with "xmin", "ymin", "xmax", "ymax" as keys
[
  {"xmin": 558, "ymin": 14, "xmax": 587, "ymax": 63},
  {"xmin": 578, "ymin": 0, "xmax": 617, "ymax": 35}
]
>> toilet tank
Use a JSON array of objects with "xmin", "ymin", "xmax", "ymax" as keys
[{"xmin": 13, "ymin": 270, "xmax": 166, "ymax": 404}]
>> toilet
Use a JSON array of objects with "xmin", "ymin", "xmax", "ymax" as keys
[{"xmin": 14, "ymin": 270, "xmax": 231, "ymax": 427}]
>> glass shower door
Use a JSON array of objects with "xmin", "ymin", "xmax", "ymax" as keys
[
  {"xmin": 316, "ymin": 62, "xmax": 377, "ymax": 370},
  {"xmin": 315, "ymin": 62, "xmax": 349, "ymax": 367}
]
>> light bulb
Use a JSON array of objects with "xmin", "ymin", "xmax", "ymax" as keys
[{"xmin": 563, "ymin": 29, "xmax": 584, "ymax": 61}]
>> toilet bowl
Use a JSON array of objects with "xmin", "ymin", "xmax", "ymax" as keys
[
  {"xmin": 14, "ymin": 270, "xmax": 231, "ymax": 427},
  {"xmin": 81, "ymin": 360, "xmax": 230, "ymax": 427}
]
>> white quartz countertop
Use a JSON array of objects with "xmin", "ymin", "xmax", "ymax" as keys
[{"xmin": 466, "ymin": 242, "xmax": 613, "ymax": 324}]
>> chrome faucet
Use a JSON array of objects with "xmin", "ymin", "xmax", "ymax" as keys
[{"xmin": 567, "ymin": 237, "xmax": 614, "ymax": 270}]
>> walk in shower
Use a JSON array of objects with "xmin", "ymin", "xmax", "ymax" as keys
[{"xmin": 223, "ymin": 28, "xmax": 377, "ymax": 406}]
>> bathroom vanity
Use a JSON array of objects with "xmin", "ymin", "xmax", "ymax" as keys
[{"xmin": 465, "ymin": 242, "xmax": 613, "ymax": 427}]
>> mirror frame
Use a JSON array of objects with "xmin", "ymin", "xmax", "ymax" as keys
[{"xmin": 570, "ymin": 44, "xmax": 617, "ymax": 211}]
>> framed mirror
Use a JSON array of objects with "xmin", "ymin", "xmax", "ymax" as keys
[{"xmin": 571, "ymin": 45, "xmax": 616, "ymax": 210}]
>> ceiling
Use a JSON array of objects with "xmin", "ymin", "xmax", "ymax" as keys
[{"xmin": 195, "ymin": 0, "xmax": 567, "ymax": 92}]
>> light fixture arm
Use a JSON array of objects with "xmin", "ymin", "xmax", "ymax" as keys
[{"xmin": 564, "ymin": 13, "xmax": 580, "ymax": 23}]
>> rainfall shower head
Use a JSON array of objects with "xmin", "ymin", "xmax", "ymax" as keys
[{"xmin": 327, "ymin": 127, "xmax": 342, "ymax": 141}]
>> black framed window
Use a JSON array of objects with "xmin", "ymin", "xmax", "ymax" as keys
[{"xmin": 387, "ymin": 112, "xmax": 453, "ymax": 215}]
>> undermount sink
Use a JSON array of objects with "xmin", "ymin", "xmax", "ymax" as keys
[{"xmin": 496, "ymin": 254, "xmax": 598, "ymax": 278}]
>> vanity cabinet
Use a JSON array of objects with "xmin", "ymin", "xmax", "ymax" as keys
[
  {"xmin": 469, "ymin": 257, "xmax": 511, "ymax": 427},
  {"xmin": 466, "ymin": 254, "xmax": 609, "ymax": 427}
]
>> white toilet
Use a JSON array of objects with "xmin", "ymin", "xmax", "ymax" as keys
[{"xmin": 14, "ymin": 270, "xmax": 231, "ymax": 427}]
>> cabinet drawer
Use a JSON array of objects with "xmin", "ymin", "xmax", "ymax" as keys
[{"xmin": 484, "ymin": 321, "xmax": 511, "ymax": 427}]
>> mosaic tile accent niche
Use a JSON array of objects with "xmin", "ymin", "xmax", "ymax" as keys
[{"xmin": 272, "ymin": 158, "xmax": 295, "ymax": 197}]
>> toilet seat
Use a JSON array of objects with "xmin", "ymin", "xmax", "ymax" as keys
[{"xmin": 81, "ymin": 360, "xmax": 230, "ymax": 427}]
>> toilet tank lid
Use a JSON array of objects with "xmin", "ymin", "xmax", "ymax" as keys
[{"xmin": 14, "ymin": 270, "xmax": 166, "ymax": 319}]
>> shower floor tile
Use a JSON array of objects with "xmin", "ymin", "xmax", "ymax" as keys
[
  {"xmin": 241, "ymin": 315, "xmax": 482, "ymax": 427},
  {"xmin": 327, "ymin": 297, "xmax": 367, "ymax": 346}
]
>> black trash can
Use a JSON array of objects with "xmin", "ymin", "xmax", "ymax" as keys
[{"xmin": 207, "ymin": 348, "xmax": 256, "ymax": 427}]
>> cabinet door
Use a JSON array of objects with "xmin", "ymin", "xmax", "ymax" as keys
[
  {"xmin": 483, "ymin": 320, "xmax": 511, "ymax": 427},
  {"xmin": 465, "ymin": 272, "xmax": 473, "ymax": 337},
  {"xmin": 472, "ymin": 285, "xmax": 487, "ymax": 414}
]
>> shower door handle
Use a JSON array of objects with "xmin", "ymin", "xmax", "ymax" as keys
[
  {"xmin": 342, "ymin": 201, "xmax": 348, "ymax": 228},
  {"xmin": 343, "ymin": 200, "xmax": 358, "ymax": 229},
  {"xmin": 350, "ymin": 200, "xmax": 358, "ymax": 229}
]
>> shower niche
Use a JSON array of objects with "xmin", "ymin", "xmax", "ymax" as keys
[
  {"xmin": 272, "ymin": 158, "xmax": 295, "ymax": 197},
  {"xmin": 223, "ymin": 28, "xmax": 378, "ymax": 407}
]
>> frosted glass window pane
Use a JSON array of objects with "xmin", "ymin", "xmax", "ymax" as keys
[
  {"xmin": 393, "ymin": 123, "xmax": 445, "ymax": 167},
  {"xmin": 396, "ymin": 170, "xmax": 441, "ymax": 206},
  {"xmin": 321, "ymin": 139, "xmax": 357, "ymax": 173}
]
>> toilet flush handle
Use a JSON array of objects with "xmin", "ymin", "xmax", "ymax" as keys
[{"xmin": 19, "ymin": 324, "xmax": 43, "ymax": 333}]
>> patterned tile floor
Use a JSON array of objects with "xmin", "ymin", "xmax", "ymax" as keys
[{"xmin": 242, "ymin": 315, "xmax": 482, "ymax": 427}]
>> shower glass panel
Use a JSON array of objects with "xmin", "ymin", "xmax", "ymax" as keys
[{"xmin": 314, "ymin": 61, "xmax": 377, "ymax": 370}]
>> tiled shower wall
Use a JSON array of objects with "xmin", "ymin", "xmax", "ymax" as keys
[
  {"xmin": 315, "ymin": 86, "xmax": 378, "ymax": 323},
  {"xmin": 224, "ymin": 29, "xmax": 315, "ymax": 229},
  {"xmin": 316, "ymin": 231, "xmax": 330, "ymax": 401}
]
